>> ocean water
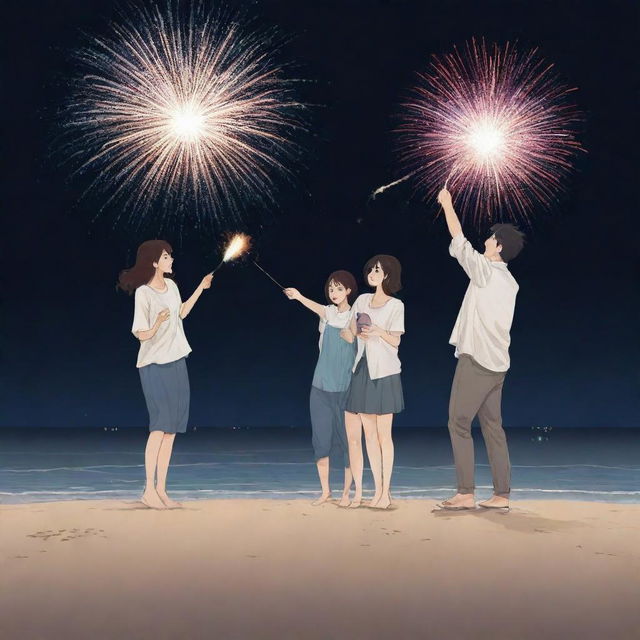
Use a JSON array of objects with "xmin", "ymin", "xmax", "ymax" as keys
[{"xmin": 0, "ymin": 428, "xmax": 638, "ymax": 504}]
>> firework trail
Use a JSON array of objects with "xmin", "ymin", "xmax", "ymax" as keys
[
  {"xmin": 64, "ymin": 1, "xmax": 305, "ymax": 233},
  {"xmin": 376, "ymin": 39, "xmax": 584, "ymax": 226}
]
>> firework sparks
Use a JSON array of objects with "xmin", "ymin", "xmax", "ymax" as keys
[
  {"xmin": 211, "ymin": 232, "xmax": 251, "ymax": 273},
  {"xmin": 64, "ymin": 2, "xmax": 305, "ymax": 232},
  {"xmin": 377, "ymin": 39, "xmax": 584, "ymax": 226}
]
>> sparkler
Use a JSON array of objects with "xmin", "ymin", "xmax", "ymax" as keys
[
  {"xmin": 64, "ymin": 1, "xmax": 305, "ymax": 232},
  {"xmin": 251, "ymin": 260, "xmax": 284, "ymax": 290},
  {"xmin": 374, "ymin": 39, "xmax": 584, "ymax": 226},
  {"xmin": 211, "ymin": 232, "xmax": 251, "ymax": 274}
]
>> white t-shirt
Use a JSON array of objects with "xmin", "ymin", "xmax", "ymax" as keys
[
  {"xmin": 449, "ymin": 234, "xmax": 519, "ymax": 372},
  {"xmin": 350, "ymin": 294, "xmax": 405, "ymax": 380},
  {"xmin": 318, "ymin": 304, "xmax": 351, "ymax": 351},
  {"xmin": 131, "ymin": 279, "xmax": 192, "ymax": 368}
]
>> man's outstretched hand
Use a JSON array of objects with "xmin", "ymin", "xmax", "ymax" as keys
[{"xmin": 438, "ymin": 188, "xmax": 452, "ymax": 208}]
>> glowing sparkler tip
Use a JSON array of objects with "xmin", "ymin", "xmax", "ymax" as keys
[{"xmin": 223, "ymin": 233, "xmax": 252, "ymax": 262}]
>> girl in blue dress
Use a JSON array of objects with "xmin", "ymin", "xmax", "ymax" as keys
[{"xmin": 284, "ymin": 271, "xmax": 358, "ymax": 506}]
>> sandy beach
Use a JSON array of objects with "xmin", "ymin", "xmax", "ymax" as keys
[{"xmin": 1, "ymin": 499, "xmax": 638, "ymax": 640}]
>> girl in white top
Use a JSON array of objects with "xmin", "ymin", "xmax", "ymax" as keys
[
  {"xmin": 341, "ymin": 255, "xmax": 405, "ymax": 509},
  {"xmin": 118, "ymin": 239, "xmax": 213, "ymax": 510}
]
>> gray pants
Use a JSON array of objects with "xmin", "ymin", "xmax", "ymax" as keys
[{"xmin": 448, "ymin": 355, "xmax": 511, "ymax": 497}]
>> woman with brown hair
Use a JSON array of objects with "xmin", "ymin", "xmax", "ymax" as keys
[
  {"xmin": 118, "ymin": 240, "xmax": 213, "ymax": 509},
  {"xmin": 284, "ymin": 270, "xmax": 358, "ymax": 506},
  {"xmin": 340, "ymin": 255, "xmax": 405, "ymax": 509}
]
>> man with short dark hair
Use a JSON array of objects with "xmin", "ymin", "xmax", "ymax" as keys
[{"xmin": 437, "ymin": 188, "xmax": 525, "ymax": 511}]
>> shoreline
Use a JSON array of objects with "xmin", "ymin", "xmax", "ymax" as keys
[{"xmin": 2, "ymin": 499, "xmax": 639, "ymax": 639}]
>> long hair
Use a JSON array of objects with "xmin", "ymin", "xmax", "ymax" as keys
[{"xmin": 117, "ymin": 240, "xmax": 173, "ymax": 295}]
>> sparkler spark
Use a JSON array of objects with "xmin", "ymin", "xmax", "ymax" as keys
[
  {"xmin": 383, "ymin": 39, "xmax": 584, "ymax": 226},
  {"xmin": 223, "ymin": 232, "xmax": 251, "ymax": 262},
  {"xmin": 64, "ymin": 2, "xmax": 305, "ymax": 232},
  {"xmin": 211, "ymin": 232, "xmax": 251, "ymax": 274}
]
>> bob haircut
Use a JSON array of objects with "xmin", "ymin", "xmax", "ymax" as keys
[
  {"xmin": 324, "ymin": 270, "xmax": 358, "ymax": 305},
  {"xmin": 363, "ymin": 255, "xmax": 402, "ymax": 295}
]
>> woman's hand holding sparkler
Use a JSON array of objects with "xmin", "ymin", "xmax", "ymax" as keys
[
  {"xmin": 284, "ymin": 287, "xmax": 327, "ymax": 318},
  {"xmin": 200, "ymin": 274, "xmax": 214, "ymax": 290},
  {"xmin": 283, "ymin": 287, "xmax": 302, "ymax": 301}
]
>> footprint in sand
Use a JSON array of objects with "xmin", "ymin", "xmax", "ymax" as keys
[
  {"xmin": 14, "ymin": 556, "xmax": 29, "ymax": 559},
  {"xmin": 421, "ymin": 538, "xmax": 431, "ymax": 542},
  {"xmin": 246, "ymin": 555, "xmax": 259, "ymax": 559},
  {"xmin": 360, "ymin": 544, "xmax": 370, "ymax": 547}
]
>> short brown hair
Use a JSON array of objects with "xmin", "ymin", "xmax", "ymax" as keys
[
  {"xmin": 325, "ymin": 270, "xmax": 358, "ymax": 304},
  {"xmin": 489, "ymin": 224, "xmax": 525, "ymax": 263},
  {"xmin": 363, "ymin": 255, "xmax": 402, "ymax": 295}
]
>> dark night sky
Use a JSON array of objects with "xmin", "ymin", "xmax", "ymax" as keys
[{"xmin": 2, "ymin": 0, "xmax": 639, "ymax": 428}]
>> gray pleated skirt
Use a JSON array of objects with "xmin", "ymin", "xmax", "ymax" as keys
[
  {"xmin": 345, "ymin": 354, "xmax": 404, "ymax": 415},
  {"xmin": 139, "ymin": 357, "xmax": 190, "ymax": 434}
]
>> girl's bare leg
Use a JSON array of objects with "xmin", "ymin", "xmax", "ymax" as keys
[
  {"xmin": 361, "ymin": 413, "xmax": 382, "ymax": 507},
  {"xmin": 156, "ymin": 433, "xmax": 181, "ymax": 508},
  {"xmin": 338, "ymin": 466, "xmax": 353, "ymax": 506},
  {"xmin": 312, "ymin": 457, "xmax": 332, "ymax": 505},
  {"xmin": 345, "ymin": 411, "xmax": 363, "ymax": 507},
  {"xmin": 141, "ymin": 430, "xmax": 166, "ymax": 509},
  {"xmin": 373, "ymin": 414, "xmax": 394, "ymax": 509}
]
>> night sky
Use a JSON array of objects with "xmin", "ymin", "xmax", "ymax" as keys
[{"xmin": 3, "ymin": 0, "xmax": 639, "ymax": 428}]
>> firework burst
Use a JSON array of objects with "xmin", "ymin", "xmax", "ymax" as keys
[
  {"xmin": 64, "ymin": 1, "xmax": 305, "ymax": 232},
  {"xmin": 386, "ymin": 39, "xmax": 584, "ymax": 226}
]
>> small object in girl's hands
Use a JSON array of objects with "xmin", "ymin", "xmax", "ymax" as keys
[{"xmin": 356, "ymin": 312, "xmax": 372, "ymax": 334}]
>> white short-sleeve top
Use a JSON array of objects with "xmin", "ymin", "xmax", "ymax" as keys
[
  {"xmin": 131, "ymin": 278, "xmax": 192, "ymax": 368},
  {"xmin": 350, "ymin": 293, "xmax": 405, "ymax": 380}
]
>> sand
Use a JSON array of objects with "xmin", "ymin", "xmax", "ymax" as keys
[{"xmin": 1, "ymin": 499, "xmax": 639, "ymax": 640}]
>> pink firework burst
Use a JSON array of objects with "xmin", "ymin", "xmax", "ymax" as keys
[
  {"xmin": 395, "ymin": 39, "xmax": 584, "ymax": 227},
  {"xmin": 63, "ymin": 2, "xmax": 305, "ymax": 233}
]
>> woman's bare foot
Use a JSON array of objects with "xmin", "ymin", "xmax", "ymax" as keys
[
  {"xmin": 141, "ymin": 489, "xmax": 166, "ymax": 510},
  {"xmin": 367, "ymin": 493, "xmax": 382, "ymax": 508},
  {"xmin": 371, "ymin": 494, "xmax": 392, "ymax": 509},
  {"xmin": 348, "ymin": 495, "xmax": 362, "ymax": 509},
  {"xmin": 157, "ymin": 492, "xmax": 182, "ymax": 509},
  {"xmin": 312, "ymin": 493, "xmax": 333, "ymax": 506},
  {"xmin": 338, "ymin": 494, "xmax": 351, "ymax": 507}
]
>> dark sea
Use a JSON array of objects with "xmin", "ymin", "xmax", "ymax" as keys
[{"xmin": 0, "ymin": 428, "xmax": 638, "ymax": 504}]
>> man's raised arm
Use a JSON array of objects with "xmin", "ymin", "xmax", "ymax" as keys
[{"xmin": 437, "ymin": 188, "xmax": 462, "ymax": 239}]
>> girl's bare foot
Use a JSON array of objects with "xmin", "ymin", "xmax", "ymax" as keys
[
  {"xmin": 311, "ymin": 494, "xmax": 333, "ymax": 506},
  {"xmin": 372, "ymin": 494, "xmax": 391, "ymax": 509},
  {"xmin": 348, "ymin": 495, "xmax": 362, "ymax": 509},
  {"xmin": 338, "ymin": 494, "xmax": 351, "ymax": 507},
  {"xmin": 157, "ymin": 492, "xmax": 182, "ymax": 509},
  {"xmin": 367, "ymin": 493, "xmax": 382, "ymax": 508},
  {"xmin": 141, "ymin": 489, "xmax": 166, "ymax": 510}
]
